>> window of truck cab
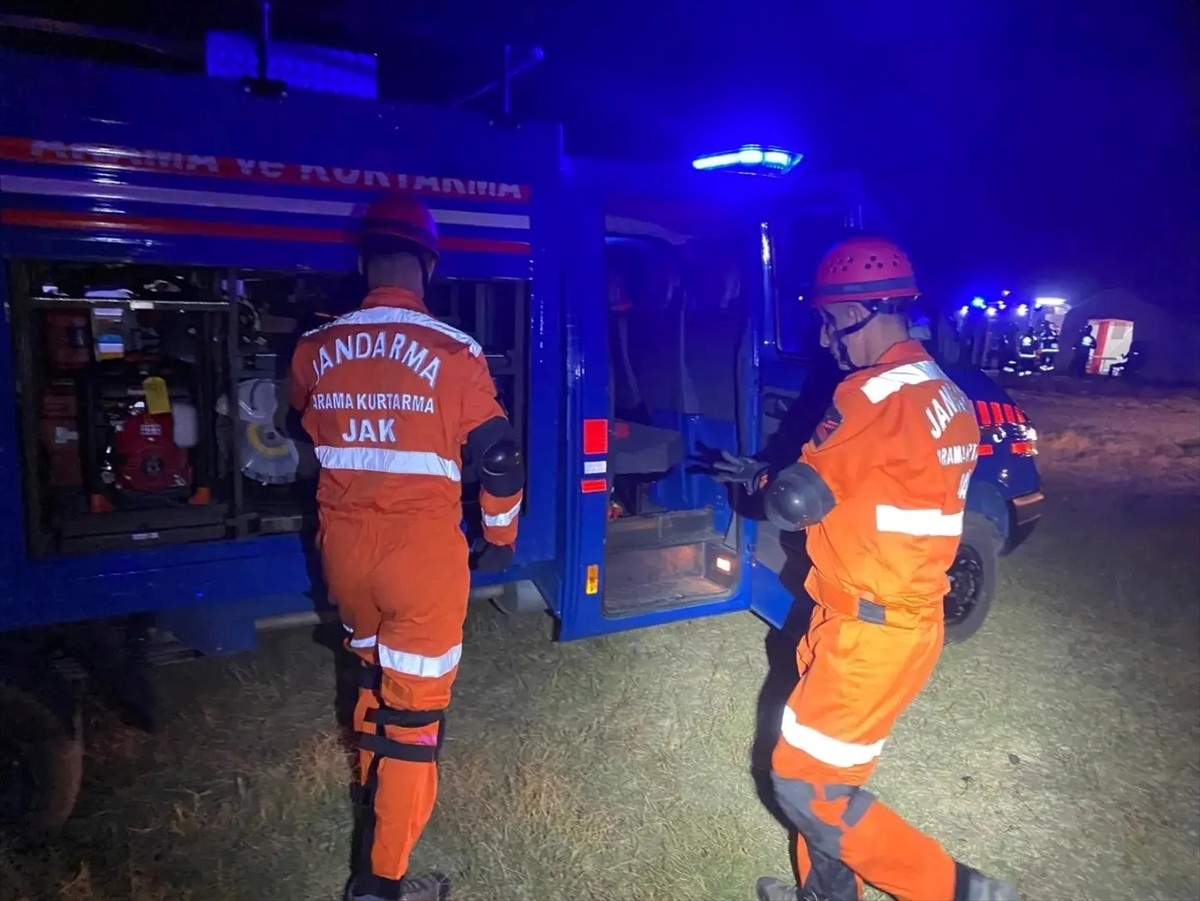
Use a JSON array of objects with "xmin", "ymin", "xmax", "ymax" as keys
[
  {"xmin": 768, "ymin": 218, "xmax": 941, "ymax": 362},
  {"xmin": 767, "ymin": 218, "xmax": 827, "ymax": 360}
]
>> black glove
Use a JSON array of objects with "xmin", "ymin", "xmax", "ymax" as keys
[
  {"xmin": 470, "ymin": 541, "xmax": 514, "ymax": 573},
  {"xmin": 709, "ymin": 450, "xmax": 768, "ymax": 490}
]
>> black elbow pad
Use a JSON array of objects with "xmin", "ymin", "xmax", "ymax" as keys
[
  {"xmin": 763, "ymin": 462, "xmax": 835, "ymax": 532},
  {"xmin": 466, "ymin": 416, "xmax": 524, "ymax": 497}
]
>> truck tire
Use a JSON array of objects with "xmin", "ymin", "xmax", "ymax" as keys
[
  {"xmin": 0, "ymin": 682, "xmax": 84, "ymax": 839},
  {"xmin": 943, "ymin": 513, "xmax": 1000, "ymax": 645}
]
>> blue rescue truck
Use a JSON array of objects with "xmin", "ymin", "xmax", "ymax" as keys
[{"xmin": 0, "ymin": 39, "xmax": 1042, "ymax": 830}]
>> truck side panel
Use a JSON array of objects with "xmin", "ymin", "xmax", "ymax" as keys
[{"xmin": 0, "ymin": 49, "xmax": 565, "ymax": 639}]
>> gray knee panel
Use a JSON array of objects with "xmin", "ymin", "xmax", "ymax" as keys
[{"xmin": 771, "ymin": 772, "xmax": 877, "ymax": 857}]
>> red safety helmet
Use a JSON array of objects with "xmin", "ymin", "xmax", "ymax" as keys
[
  {"xmin": 360, "ymin": 191, "xmax": 440, "ymax": 259},
  {"xmin": 810, "ymin": 235, "xmax": 918, "ymax": 306}
]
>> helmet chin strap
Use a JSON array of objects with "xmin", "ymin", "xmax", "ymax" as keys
[
  {"xmin": 418, "ymin": 255, "xmax": 431, "ymax": 295},
  {"xmin": 825, "ymin": 303, "xmax": 881, "ymax": 370},
  {"xmin": 824, "ymin": 298, "xmax": 914, "ymax": 369}
]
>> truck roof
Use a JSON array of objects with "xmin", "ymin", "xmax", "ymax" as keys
[
  {"xmin": 0, "ymin": 47, "xmax": 556, "ymax": 276},
  {"xmin": 1, "ymin": 40, "xmax": 864, "ymax": 273}
]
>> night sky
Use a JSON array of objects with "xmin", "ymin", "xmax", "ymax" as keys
[{"xmin": 3, "ymin": 0, "xmax": 1197, "ymax": 313}]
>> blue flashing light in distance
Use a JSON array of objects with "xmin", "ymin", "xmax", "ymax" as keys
[
  {"xmin": 692, "ymin": 144, "xmax": 803, "ymax": 176},
  {"xmin": 970, "ymin": 296, "xmax": 987, "ymax": 309}
]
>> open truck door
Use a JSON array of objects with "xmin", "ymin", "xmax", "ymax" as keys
[
  {"xmin": 744, "ymin": 215, "xmax": 845, "ymax": 632},
  {"xmin": 550, "ymin": 170, "xmax": 778, "ymax": 640},
  {"xmin": 551, "ymin": 152, "xmax": 854, "ymax": 641}
]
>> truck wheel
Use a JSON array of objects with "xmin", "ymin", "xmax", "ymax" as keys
[
  {"xmin": 943, "ymin": 513, "xmax": 1000, "ymax": 645},
  {"xmin": 0, "ymin": 683, "xmax": 84, "ymax": 839}
]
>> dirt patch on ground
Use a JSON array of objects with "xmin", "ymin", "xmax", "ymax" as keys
[
  {"xmin": 1013, "ymin": 386, "xmax": 1200, "ymax": 499},
  {"xmin": 3, "ymin": 393, "xmax": 1198, "ymax": 901}
]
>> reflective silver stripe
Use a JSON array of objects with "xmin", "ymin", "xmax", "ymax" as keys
[
  {"xmin": 483, "ymin": 499, "xmax": 522, "ymax": 528},
  {"xmin": 378, "ymin": 642, "xmax": 462, "ymax": 679},
  {"xmin": 780, "ymin": 707, "xmax": 887, "ymax": 768},
  {"xmin": 875, "ymin": 504, "xmax": 964, "ymax": 537},
  {"xmin": 342, "ymin": 624, "xmax": 378, "ymax": 649},
  {"xmin": 303, "ymin": 306, "xmax": 482, "ymax": 356},
  {"xmin": 315, "ymin": 446, "xmax": 462, "ymax": 481},
  {"xmin": 860, "ymin": 360, "xmax": 945, "ymax": 404}
]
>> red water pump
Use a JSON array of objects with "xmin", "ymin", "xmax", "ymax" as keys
[
  {"xmin": 80, "ymin": 355, "xmax": 204, "ymax": 513},
  {"xmin": 109, "ymin": 408, "xmax": 192, "ymax": 494}
]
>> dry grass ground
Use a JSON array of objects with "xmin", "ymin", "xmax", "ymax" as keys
[
  {"xmin": 1010, "ymin": 379, "xmax": 1200, "ymax": 494},
  {"xmin": 3, "ymin": 387, "xmax": 1198, "ymax": 901}
]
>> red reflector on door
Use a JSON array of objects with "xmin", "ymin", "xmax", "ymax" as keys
[
  {"xmin": 1010, "ymin": 441, "xmax": 1033, "ymax": 456},
  {"xmin": 583, "ymin": 419, "xmax": 608, "ymax": 456},
  {"xmin": 581, "ymin": 478, "xmax": 608, "ymax": 494},
  {"xmin": 977, "ymin": 443, "xmax": 994, "ymax": 456}
]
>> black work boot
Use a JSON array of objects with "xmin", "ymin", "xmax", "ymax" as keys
[
  {"xmin": 958, "ymin": 866, "xmax": 1020, "ymax": 901},
  {"xmin": 755, "ymin": 876, "xmax": 827, "ymax": 901},
  {"xmin": 345, "ymin": 871, "xmax": 450, "ymax": 901}
]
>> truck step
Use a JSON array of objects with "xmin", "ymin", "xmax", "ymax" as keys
[
  {"xmin": 602, "ymin": 573, "xmax": 729, "ymax": 617},
  {"xmin": 606, "ymin": 507, "xmax": 716, "ymax": 552},
  {"xmin": 602, "ymin": 537, "xmax": 736, "ymax": 617}
]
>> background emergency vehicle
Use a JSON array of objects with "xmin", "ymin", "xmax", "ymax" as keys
[{"xmin": 0, "ymin": 26, "xmax": 1043, "ymax": 832}]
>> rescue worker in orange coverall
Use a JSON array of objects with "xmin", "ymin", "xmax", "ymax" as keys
[
  {"xmin": 712, "ymin": 236, "xmax": 1020, "ymax": 901},
  {"xmin": 290, "ymin": 192, "xmax": 523, "ymax": 901}
]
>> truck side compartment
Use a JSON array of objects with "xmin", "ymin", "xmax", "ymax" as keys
[{"xmin": 0, "ymin": 48, "xmax": 563, "ymax": 643}]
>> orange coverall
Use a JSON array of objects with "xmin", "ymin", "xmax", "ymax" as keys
[
  {"xmin": 771, "ymin": 339, "xmax": 982, "ymax": 901},
  {"xmin": 290, "ymin": 286, "xmax": 521, "ymax": 883}
]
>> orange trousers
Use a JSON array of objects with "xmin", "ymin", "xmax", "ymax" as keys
[
  {"xmin": 770, "ymin": 605, "xmax": 958, "ymax": 901},
  {"xmin": 320, "ymin": 511, "xmax": 470, "ymax": 883}
]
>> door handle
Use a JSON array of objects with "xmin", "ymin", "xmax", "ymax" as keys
[{"xmin": 763, "ymin": 394, "xmax": 793, "ymax": 419}]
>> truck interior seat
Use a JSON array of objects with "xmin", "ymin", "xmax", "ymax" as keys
[
  {"xmin": 676, "ymin": 249, "xmax": 744, "ymax": 422},
  {"xmin": 606, "ymin": 243, "xmax": 684, "ymax": 477}
]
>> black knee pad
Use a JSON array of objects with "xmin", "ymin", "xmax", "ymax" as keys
[
  {"xmin": 360, "ymin": 703, "xmax": 446, "ymax": 763},
  {"xmin": 356, "ymin": 664, "xmax": 447, "ymax": 763}
]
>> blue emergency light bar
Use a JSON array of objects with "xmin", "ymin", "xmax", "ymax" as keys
[{"xmin": 691, "ymin": 145, "xmax": 803, "ymax": 176}]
